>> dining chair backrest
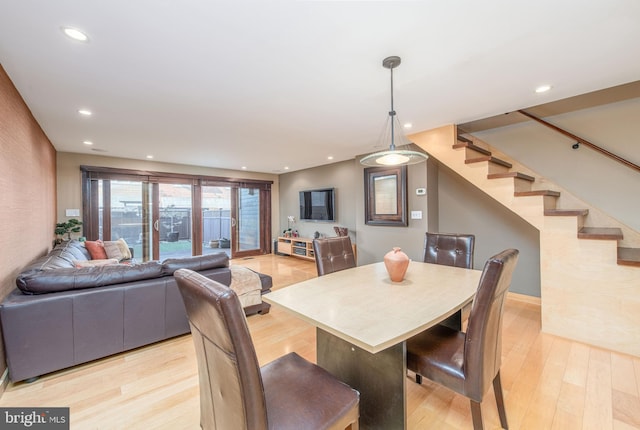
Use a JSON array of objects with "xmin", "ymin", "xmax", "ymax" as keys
[
  {"xmin": 174, "ymin": 268, "xmax": 268, "ymax": 430},
  {"xmin": 175, "ymin": 268, "xmax": 360, "ymax": 430},
  {"xmin": 423, "ymin": 232, "xmax": 475, "ymax": 269},
  {"xmin": 464, "ymin": 248, "xmax": 519, "ymax": 400},
  {"xmin": 312, "ymin": 236, "xmax": 356, "ymax": 276}
]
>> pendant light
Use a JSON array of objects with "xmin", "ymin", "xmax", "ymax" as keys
[{"xmin": 360, "ymin": 56, "xmax": 428, "ymax": 166}]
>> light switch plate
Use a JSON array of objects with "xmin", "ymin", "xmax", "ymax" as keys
[
  {"xmin": 66, "ymin": 208, "xmax": 80, "ymax": 217},
  {"xmin": 411, "ymin": 210, "xmax": 422, "ymax": 220},
  {"xmin": 416, "ymin": 188, "xmax": 426, "ymax": 195}
]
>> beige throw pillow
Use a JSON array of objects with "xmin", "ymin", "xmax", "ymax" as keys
[
  {"xmin": 104, "ymin": 238, "xmax": 132, "ymax": 261},
  {"xmin": 115, "ymin": 238, "xmax": 132, "ymax": 260}
]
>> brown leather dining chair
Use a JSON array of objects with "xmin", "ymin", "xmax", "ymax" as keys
[
  {"xmin": 423, "ymin": 232, "xmax": 475, "ymax": 268},
  {"xmin": 423, "ymin": 232, "xmax": 475, "ymax": 330},
  {"xmin": 407, "ymin": 248, "xmax": 519, "ymax": 430},
  {"xmin": 174, "ymin": 268, "xmax": 360, "ymax": 430},
  {"xmin": 312, "ymin": 236, "xmax": 356, "ymax": 276}
]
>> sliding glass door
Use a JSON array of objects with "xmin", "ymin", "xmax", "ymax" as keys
[
  {"xmin": 234, "ymin": 186, "xmax": 262, "ymax": 255},
  {"xmin": 82, "ymin": 166, "xmax": 272, "ymax": 261},
  {"xmin": 153, "ymin": 182, "xmax": 193, "ymax": 260},
  {"xmin": 201, "ymin": 185, "xmax": 263, "ymax": 258},
  {"xmin": 94, "ymin": 179, "xmax": 149, "ymax": 260},
  {"xmin": 202, "ymin": 186, "xmax": 232, "ymax": 256}
]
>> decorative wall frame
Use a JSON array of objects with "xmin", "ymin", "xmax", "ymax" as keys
[{"xmin": 364, "ymin": 165, "xmax": 408, "ymax": 226}]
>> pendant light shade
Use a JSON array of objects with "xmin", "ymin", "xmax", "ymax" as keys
[{"xmin": 360, "ymin": 56, "xmax": 428, "ymax": 167}]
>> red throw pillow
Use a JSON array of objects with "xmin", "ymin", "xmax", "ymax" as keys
[{"xmin": 85, "ymin": 240, "xmax": 108, "ymax": 260}]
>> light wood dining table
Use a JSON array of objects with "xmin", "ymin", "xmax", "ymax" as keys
[{"xmin": 263, "ymin": 261, "xmax": 481, "ymax": 430}]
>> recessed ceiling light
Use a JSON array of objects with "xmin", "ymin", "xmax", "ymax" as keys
[
  {"xmin": 241, "ymin": 166, "xmax": 247, "ymax": 170},
  {"xmin": 284, "ymin": 166, "xmax": 290, "ymax": 170},
  {"xmin": 535, "ymin": 84, "xmax": 552, "ymax": 93},
  {"xmin": 62, "ymin": 27, "xmax": 89, "ymax": 42},
  {"xmin": 403, "ymin": 123, "xmax": 412, "ymax": 129},
  {"xmin": 146, "ymin": 155, "xmax": 154, "ymax": 159},
  {"xmin": 78, "ymin": 109, "xmax": 92, "ymax": 116},
  {"xmin": 327, "ymin": 156, "xmax": 334, "ymax": 160},
  {"xmin": 83, "ymin": 140, "xmax": 93, "ymax": 145}
]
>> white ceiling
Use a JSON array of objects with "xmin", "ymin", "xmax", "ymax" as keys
[{"xmin": 1, "ymin": 1, "xmax": 639, "ymax": 174}]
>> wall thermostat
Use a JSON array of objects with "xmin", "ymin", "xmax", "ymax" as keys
[{"xmin": 416, "ymin": 188, "xmax": 426, "ymax": 195}]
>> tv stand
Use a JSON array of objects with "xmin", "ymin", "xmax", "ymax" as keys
[{"xmin": 277, "ymin": 237, "xmax": 315, "ymax": 261}]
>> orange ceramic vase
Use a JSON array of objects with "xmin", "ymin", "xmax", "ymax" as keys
[{"xmin": 384, "ymin": 247, "xmax": 410, "ymax": 282}]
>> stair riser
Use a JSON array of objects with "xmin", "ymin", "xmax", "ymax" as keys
[
  {"xmin": 464, "ymin": 146, "xmax": 491, "ymax": 159},
  {"xmin": 513, "ymin": 178, "xmax": 534, "ymax": 193},
  {"xmin": 543, "ymin": 195, "xmax": 558, "ymax": 210},
  {"xmin": 487, "ymin": 162, "xmax": 510, "ymax": 175},
  {"xmin": 509, "ymin": 196, "xmax": 561, "ymax": 228}
]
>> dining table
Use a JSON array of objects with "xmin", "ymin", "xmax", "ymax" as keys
[{"xmin": 263, "ymin": 260, "xmax": 481, "ymax": 430}]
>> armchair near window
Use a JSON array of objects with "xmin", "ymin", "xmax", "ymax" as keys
[
  {"xmin": 174, "ymin": 269, "xmax": 360, "ymax": 430},
  {"xmin": 407, "ymin": 249, "xmax": 519, "ymax": 430}
]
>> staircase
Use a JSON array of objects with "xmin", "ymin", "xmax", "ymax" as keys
[{"xmin": 411, "ymin": 124, "xmax": 640, "ymax": 357}]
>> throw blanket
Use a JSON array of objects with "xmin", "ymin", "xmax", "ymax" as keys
[{"xmin": 229, "ymin": 266, "xmax": 262, "ymax": 307}]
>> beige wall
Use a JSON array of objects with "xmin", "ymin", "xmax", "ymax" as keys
[
  {"xmin": 436, "ymin": 163, "xmax": 541, "ymax": 296},
  {"xmin": 0, "ymin": 65, "xmax": 57, "ymax": 384},
  {"xmin": 278, "ymin": 128, "xmax": 540, "ymax": 297},
  {"xmin": 56, "ymin": 152, "xmax": 280, "ymax": 243},
  {"xmin": 279, "ymin": 150, "xmax": 430, "ymax": 266},
  {"xmin": 279, "ymin": 159, "xmax": 358, "ymax": 240},
  {"xmin": 354, "ymin": 152, "xmax": 430, "ymax": 265}
]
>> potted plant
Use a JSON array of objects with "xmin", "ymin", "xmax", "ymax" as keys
[
  {"xmin": 55, "ymin": 219, "xmax": 83, "ymax": 243},
  {"xmin": 284, "ymin": 215, "xmax": 295, "ymax": 237}
]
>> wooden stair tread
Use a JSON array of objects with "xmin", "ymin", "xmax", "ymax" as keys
[
  {"xmin": 487, "ymin": 172, "xmax": 535, "ymax": 182},
  {"xmin": 618, "ymin": 248, "xmax": 640, "ymax": 267},
  {"xmin": 453, "ymin": 141, "xmax": 492, "ymax": 156},
  {"xmin": 578, "ymin": 227, "xmax": 623, "ymax": 240},
  {"xmin": 544, "ymin": 209, "xmax": 589, "ymax": 216},
  {"xmin": 465, "ymin": 156, "xmax": 512, "ymax": 168},
  {"xmin": 515, "ymin": 190, "xmax": 561, "ymax": 197}
]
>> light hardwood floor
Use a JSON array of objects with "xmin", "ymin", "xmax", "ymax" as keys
[{"xmin": 1, "ymin": 254, "xmax": 639, "ymax": 429}]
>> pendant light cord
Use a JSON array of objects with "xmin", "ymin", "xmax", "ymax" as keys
[{"xmin": 389, "ymin": 65, "xmax": 396, "ymax": 151}]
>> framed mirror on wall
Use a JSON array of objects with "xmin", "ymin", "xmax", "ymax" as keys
[{"xmin": 364, "ymin": 165, "xmax": 408, "ymax": 226}]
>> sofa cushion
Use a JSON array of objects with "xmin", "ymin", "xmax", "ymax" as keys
[
  {"xmin": 73, "ymin": 258, "xmax": 120, "ymax": 268},
  {"xmin": 56, "ymin": 240, "xmax": 91, "ymax": 262},
  {"xmin": 85, "ymin": 240, "xmax": 108, "ymax": 260},
  {"xmin": 103, "ymin": 239, "xmax": 132, "ymax": 261},
  {"xmin": 16, "ymin": 261, "xmax": 164, "ymax": 294},
  {"xmin": 162, "ymin": 253, "xmax": 229, "ymax": 275}
]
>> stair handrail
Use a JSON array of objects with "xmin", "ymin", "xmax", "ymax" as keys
[{"xmin": 517, "ymin": 109, "xmax": 640, "ymax": 173}]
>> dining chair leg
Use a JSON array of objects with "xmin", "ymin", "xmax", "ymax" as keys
[
  {"xmin": 470, "ymin": 400, "xmax": 484, "ymax": 430},
  {"xmin": 493, "ymin": 372, "xmax": 508, "ymax": 429}
]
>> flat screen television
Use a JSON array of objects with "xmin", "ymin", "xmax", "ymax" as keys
[{"xmin": 299, "ymin": 188, "xmax": 335, "ymax": 221}]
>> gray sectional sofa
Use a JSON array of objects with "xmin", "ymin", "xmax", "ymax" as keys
[{"xmin": 0, "ymin": 240, "xmax": 272, "ymax": 382}]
